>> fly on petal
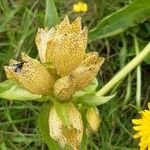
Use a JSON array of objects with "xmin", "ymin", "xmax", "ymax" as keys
[{"xmin": 5, "ymin": 53, "xmax": 54, "ymax": 95}]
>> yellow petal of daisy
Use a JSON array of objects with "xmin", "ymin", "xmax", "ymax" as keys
[
  {"xmin": 132, "ymin": 103, "xmax": 150, "ymax": 150},
  {"xmin": 132, "ymin": 119, "xmax": 143, "ymax": 125},
  {"xmin": 133, "ymin": 132, "xmax": 141, "ymax": 138},
  {"xmin": 5, "ymin": 53, "xmax": 54, "ymax": 95},
  {"xmin": 46, "ymin": 23, "xmax": 87, "ymax": 76},
  {"xmin": 49, "ymin": 103, "xmax": 83, "ymax": 150},
  {"xmin": 54, "ymin": 75, "xmax": 76, "ymax": 101},
  {"xmin": 72, "ymin": 52, "xmax": 105, "ymax": 91},
  {"xmin": 81, "ymin": 3, "xmax": 88, "ymax": 12},
  {"xmin": 133, "ymin": 126, "xmax": 142, "ymax": 131},
  {"xmin": 86, "ymin": 107, "xmax": 101, "ymax": 133}
]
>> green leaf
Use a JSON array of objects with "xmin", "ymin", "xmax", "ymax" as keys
[
  {"xmin": 44, "ymin": 0, "xmax": 60, "ymax": 28},
  {"xmin": 38, "ymin": 102, "xmax": 61, "ymax": 150},
  {"xmin": 0, "ymin": 80, "xmax": 42, "ymax": 101},
  {"xmin": 73, "ymin": 78, "xmax": 98, "ymax": 97},
  {"xmin": 54, "ymin": 102, "xmax": 71, "ymax": 127},
  {"xmin": 77, "ymin": 93, "xmax": 116, "ymax": 106},
  {"xmin": 89, "ymin": 0, "xmax": 150, "ymax": 42}
]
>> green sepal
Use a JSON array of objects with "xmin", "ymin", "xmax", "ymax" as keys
[
  {"xmin": 54, "ymin": 101, "xmax": 72, "ymax": 127},
  {"xmin": 75, "ymin": 93, "xmax": 116, "ymax": 106},
  {"xmin": 0, "ymin": 80, "xmax": 45, "ymax": 101}
]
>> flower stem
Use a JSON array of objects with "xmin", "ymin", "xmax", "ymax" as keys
[
  {"xmin": 96, "ymin": 42, "xmax": 150, "ymax": 96},
  {"xmin": 134, "ymin": 35, "xmax": 141, "ymax": 108}
]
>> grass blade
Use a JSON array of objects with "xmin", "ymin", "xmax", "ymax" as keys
[
  {"xmin": 44, "ymin": 0, "xmax": 60, "ymax": 28},
  {"xmin": 89, "ymin": 0, "xmax": 150, "ymax": 42}
]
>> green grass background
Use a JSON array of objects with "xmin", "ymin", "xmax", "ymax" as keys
[{"xmin": 0, "ymin": 0, "xmax": 150, "ymax": 149}]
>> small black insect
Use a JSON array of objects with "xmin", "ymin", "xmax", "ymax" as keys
[{"xmin": 14, "ymin": 62, "xmax": 25, "ymax": 72}]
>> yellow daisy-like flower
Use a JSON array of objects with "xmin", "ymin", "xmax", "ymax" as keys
[
  {"xmin": 73, "ymin": 2, "xmax": 88, "ymax": 13},
  {"xmin": 132, "ymin": 103, "xmax": 150, "ymax": 150}
]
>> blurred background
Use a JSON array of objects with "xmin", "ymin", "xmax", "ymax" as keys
[{"xmin": 0, "ymin": 0, "xmax": 150, "ymax": 149}]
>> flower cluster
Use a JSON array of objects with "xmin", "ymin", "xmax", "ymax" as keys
[
  {"xmin": 73, "ymin": 2, "xmax": 88, "ymax": 13},
  {"xmin": 4, "ymin": 16, "xmax": 104, "ymax": 149}
]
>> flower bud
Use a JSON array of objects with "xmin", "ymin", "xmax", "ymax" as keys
[{"xmin": 86, "ymin": 107, "xmax": 101, "ymax": 133}]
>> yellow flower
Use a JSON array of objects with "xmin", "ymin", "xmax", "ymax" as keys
[
  {"xmin": 132, "ymin": 103, "xmax": 150, "ymax": 150},
  {"xmin": 36, "ymin": 16, "xmax": 104, "ymax": 101},
  {"xmin": 36, "ymin": 16, "xmax": 87, "ymax": 77},
  {"xmin": 49, "ymin": 103, "xmax": 83, "ymax": 150},
  {"xmin": 5, "ymin": 53, "xmax": 54, "ymax": 95},
  {"xmin": 73, "ymin": 2, "xmax": 88, "ymax": 13},
  {"xmin": 5, "ymin": 16, "xmax": 104, "ymax": 102},
  {"xmin": 86, "ymin": 107, "xmax": 101, "ymax": 133}
]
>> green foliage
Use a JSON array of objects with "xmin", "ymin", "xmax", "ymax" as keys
[
  {"xmin": 89, "ymin": 0, "xmax": 150, "ymax": 41},
  {"xmin": 77, "ymin": 94, "xmax": 115, "ymax": 106},
  {"xmin": 44, "ymin": 0, "xmax": 60, "ymax": 28},
  {"xmin": 0, "ymin": 80, "xmax": 42, "ymax": 100},
  {"xmin": 54, "ymin": 102, "xmax": 71, "ymax": 127}
]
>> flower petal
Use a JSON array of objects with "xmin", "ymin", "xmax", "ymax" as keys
[
  {"xmin": 56, "ymin": 16, "xmax": 70, "ymax": 34},
  {"xmin": 5, "ymin": 53, "xmax": 54, "ymax": 95},
  {"xmin": 133, "ymin": 132, "xmax": 141, "ymax": 138},
  {"xmin": 72, "ymin": 52, "xmax": 105, "ymax": 91},
  {"xmin": 133, "ymin": 125, "xmax": 142, "ymax": 131},
  {"xmin": 45, "ymin": 17, "xmax": 88, "ymax": 76},
  {"xmin": 35, "ymin": 27, "xmax": 56, "ymax": 63},
  {"xmin": 132, "ymin": 119, "xmax": 143, "ymax": 125},
  {"xmin": 70, "ymin": 17, "xmax": 81, "ymax": 33}
]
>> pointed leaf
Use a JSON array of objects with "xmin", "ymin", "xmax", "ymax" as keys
[
  {"xmin": 89, "ymin": 0, "xmax": 150, "ymax": 42},
  {"xmin": 77, "ymin": 94, "xmax": 116, "ymax": 106},
  {"xmin": 54, "ymin": 101, "xmax": 71, "ymax": 127},
  {"xmin": 0, "ymin": 80, "xmax": 42, "ymax": 101},
  {"xmin": 44, "ymin": 0, "xmax": 60, "ymax": 28}
]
